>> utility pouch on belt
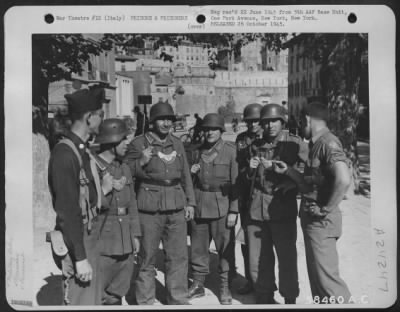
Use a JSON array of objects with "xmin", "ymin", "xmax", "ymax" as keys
[{"xmin": 46, "ymin": 230, "xmax": 68, "ymax": 257}]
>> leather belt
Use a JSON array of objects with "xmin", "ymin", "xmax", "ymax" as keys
[
  {"xmin": 101, "ymin": 207, "xmax": 129, "ymax": 216},
  {"xmin": 197, "ymin": 183, "xmax": 230, "ymax": 192},
  {"xmin": 141, "ymin": 178, "xmax": 180, "ymax": 187}
]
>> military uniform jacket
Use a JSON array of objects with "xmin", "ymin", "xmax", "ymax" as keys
[
  {"xmin": 124, "ymin": 132, "xmax": 196, "ymax": 212},
  {"xmin": 192, "ymin": 139, "xmax": 239, "ymax": 219},
  {"xmin": 248, "ymin": 130, "xmax": 308, "ymax": 221},
  {"xmin": 235, "ymin": 130, "xmax": 263, "ymax": 206},
  {"xmin": 300, "ymin": 128, "xmax": 349, "ymax": 217},
  {"xmin": 48, "ymin": 132, "xmax": 100, "ymax": 261},
  {"xmin": 95, "ymin": 155, "xmax": 141, "ymax": 256}
]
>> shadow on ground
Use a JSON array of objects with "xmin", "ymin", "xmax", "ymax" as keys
[{"xmin": 36, "ymin": 274, "xmax": 63, "ymax": 305}]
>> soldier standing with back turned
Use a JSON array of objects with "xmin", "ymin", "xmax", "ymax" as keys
[
  {"xmin": 247, "ymin": 104, "xmax": 308, "ymax": 304},
  {"xmin": 124, "ymin": 102, "xmax": 196, "ymax": 305},
  {"xmin": 235, "ymin": 103, "xmax": 263, "ymax": 295}
]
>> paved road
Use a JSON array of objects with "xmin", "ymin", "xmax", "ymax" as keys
[{"xmin": 32, "ymin": 131, "xmax": 372, "ymax": 306}]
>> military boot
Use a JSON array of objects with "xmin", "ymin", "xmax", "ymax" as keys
[
  {"xmin": 219, "ymin": 282, "xmax": 232, "ymax": 305},
  {"xmin": 188, "ymin": 278, "xmax": 205, "ymax": 300},
  {"xmin": 285, "ymin": 298, "xmax": 296, "ymax": 304}
]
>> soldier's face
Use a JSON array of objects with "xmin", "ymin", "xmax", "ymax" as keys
[
  {"xmin": 246, "ymin": 119, "xmax": 261, "ymax": 133},
  {"xmin": 154, "ymin": 118, "xmax": 173, "ymax": 135},
  {"xmin": 204, "ymin": 128, "xmax": 222, "ymax": 143},
  {"xmin": 115, "ymin": 137, "xmax": 129, "ymax": 157},
  {"xmin": 262, "ymin": 118, "xmax": 283, "ymax": 138}
]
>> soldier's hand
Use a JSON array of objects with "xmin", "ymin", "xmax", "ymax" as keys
[
  {"xmin": 226, "ymin": 213, "xmax": 238, "ymax": 228},
  {"xmin": 249, "ymin": 157, "xmax": 260, "ymax": 169},
  {"xmin": 272, "ymin": 160, "xmax": 288, "ymax": 174},
  {"xmin": 184, "ymin": 206, "xmax": 195, "ymax": 220},
  {"xmin": 308, "ymin": 203, "xmax": 328, "ymax": 218},
  {"xmin": 112, "ymin": 176, "xmax": 127, "ymax": 191},
  {"xmin": 75, "ymin": 259, "xmax": 93, "ymax": 283},
  {"xmin": 101, "ymin": 172, "xmax": 113, "ymax": 195},
  {"xmin": 133, "ymin": 237, "xmax": 141, "ymax": 254},
  {"xmin": 140, "ymin": 146, "xmax": 154, "ymax": 166},
  {"xmin": 191, "ymin": 163, "xmax": 201, "ymax": 174},
  {"xmin": 260, "ymin": 157, "xmax": 273, "ymax": 169}
]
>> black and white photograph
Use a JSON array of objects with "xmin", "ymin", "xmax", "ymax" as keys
[{"xmin": 4, "ymin": 5, "xmax": 397, "ymax": 310}]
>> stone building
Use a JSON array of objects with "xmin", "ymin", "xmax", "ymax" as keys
[
  {"xmin": 48, "ymin": 34, "xmax": 117, "ymax": 118},
  {"xmin": 284, "ymin": 34, "xmax": 323, "ymax": 120}
]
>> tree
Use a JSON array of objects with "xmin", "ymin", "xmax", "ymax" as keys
[
  {"xmin": 300, "ymin": 33, "xmax": 368, "ymax": 193},
  {"xmin": 32, "ymin": 34, "xmax": 116, "ymax": 229},
  {"xmin": 32, "ymin": 34, "xmax": 116, "ymax": 137}
]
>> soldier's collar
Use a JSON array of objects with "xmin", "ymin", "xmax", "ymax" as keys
[
  {"xmin": 145, "ymin": 131, "xmax": 173, "ymax": 146},
  {"xmin": 201, "ymin": 138, "xmax": 224, "ymax": 154},
  {"xmin": 311, "ymin": 127, "xmax": 330, "ymax": 143},
  {"xmin": 66, "ymin": 131, "xmax": 87, "ymax": 154}
]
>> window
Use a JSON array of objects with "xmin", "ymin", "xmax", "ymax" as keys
[
  {"xmin": 268, "ymin": 56, "xmax": 271, "ymax": 64},
  {"xmin": 309, "ymin": 74, "xmax": 313, "ymax": 89},
  {"xmin": 303, "ymin": 56, "xmax": 306, "ymax": 69},
  {"xmin": 295, "ymin": 80, "xmax": 299, "ymax": 96},
  {"xmin": 297, "ymin": 56, "xmax": 300, "ymax": 72}
]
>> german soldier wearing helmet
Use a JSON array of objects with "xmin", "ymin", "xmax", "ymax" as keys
[
  {"xmin": 234, "ymin": 103, "xmax": 264, "ymax": 295},
  {"xmin": 188, "ymin": 113, "xmax": 238, "ymax": 305},
  {"xmin": 246, "ymin": 103, "xmax": 308, "ymax": 304},
  {"xmin": 124, "ymin": 101, "xmax": 196, "ymax": 305},
  {"xmin": 92, "ymin": 118, "xmax": 141, "ymax": 305}
]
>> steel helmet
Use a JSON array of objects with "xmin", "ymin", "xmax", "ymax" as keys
[
  {"xmin": 149, "ymin": 102, "xmax": 176, "ymax": 123},
  {"xmin": 95, "ymin": 118, "xmax": 129, "ymax": 144},
  {"xmin": 260, "ymin": 103, "xmax": 287, "ymax": 122},
  {"xmin": 243, "ymin": 103, "xmax": 262, "ymax": 121},
  {"xmin": 201, "ymin": 113, "xmax": 225, "ymax": 131}
]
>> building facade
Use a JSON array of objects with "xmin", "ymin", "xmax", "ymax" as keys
[
  {"xmin": 285, "ymin": 34, "xmax": 322, "ymax": 120},
  {"xmin": 48, "ymin": 34, "xmax": 117, "ymax": 118}
]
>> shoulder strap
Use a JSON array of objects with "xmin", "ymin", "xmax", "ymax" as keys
[
  {"xmin": 87, "ymin": 150, "xmax": 103, "ymax": 209},
  {"xmin": 58, "ymin": 138, "xmax": 82, "ymax": 167}
]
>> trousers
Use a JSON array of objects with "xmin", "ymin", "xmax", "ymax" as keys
[
  {"xmin": 190, "ymin": 215, "xmax": 234, "ymax": 284},
  {"xmin": 99, "ymin": 253, "xmax": 134, "ymax": 304},
  {"xmin": 301, "ymin": 209, "xmax": 351, "ymax": 303},
  {"xmin": 247, "ymin": 219, "xmax": 299, "ymax": 299},
  {"xmin": 135, "ymin": 210, "xmax": 189, "ymax": 305},
  {"xmin": 61, "ymin": 220, "xmax": 101, "ymax": 305}
]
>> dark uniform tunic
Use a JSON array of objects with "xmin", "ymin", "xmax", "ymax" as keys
[
  {"xmin": 299, "ymin": 127, "xmax": 351, "ymax": 303},
  {"xmin": 48, "ymin": 131, "xmax": 103, "ymax": 305},
  {"xmin": 235, "ymin": 129, "xmax": 263, "ymax": 282},
  {"xmin": 190, "ymin": 139, "xmax": 238, "ymax": 285},
  {"xmin": 125, "ymin": 131, "xmax": 195, "ymax": 305},
  {"xmin": 94, "ymin": 155, "xmax": 141, "ymax": 304},
  {"xmin": 247, "ymin": 130, "xmax": 307, "ymax": 301}
]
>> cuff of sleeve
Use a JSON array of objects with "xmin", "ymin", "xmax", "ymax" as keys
[{"xmin": 73, "ymin": 245, "xmax": 87, "ymax": 262}]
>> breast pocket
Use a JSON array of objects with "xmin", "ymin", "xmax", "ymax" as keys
[
  {"xmin": 214, "ymin": 160, "xmax": 230, "ymax": 179},
  {"xmin": 137, "ymin": 185, "xmax": 160, "ymax": 212}
]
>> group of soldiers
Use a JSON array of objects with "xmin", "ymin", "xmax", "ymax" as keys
[{"xmin": 48, "ymin": 87, "xmax": 352, "ymax": 306}]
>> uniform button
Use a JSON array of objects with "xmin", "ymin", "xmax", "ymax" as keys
[
  {"xmin": 119, "ymin": 218, "xmax": 122, "ymax": 222},
  {"xmin": 79, "ymin": 144, "xmax": 85, "ymax": 149},
  {"xmin": 166, "ymin": 169, "xmax": 169, "ymax": 172}
]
